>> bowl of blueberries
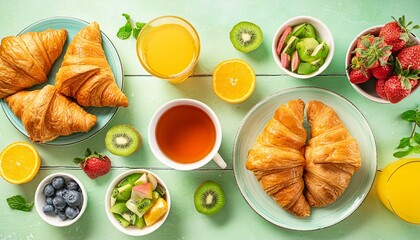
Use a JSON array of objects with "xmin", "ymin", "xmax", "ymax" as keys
[{"xmin": 34, "ymin": 172, "xmax": 87, "ymax": 227}]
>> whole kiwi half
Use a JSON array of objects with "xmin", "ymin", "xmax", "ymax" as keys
[
  {"xmin": 105, "ymin": 124, "xmax": 142, "ymax": 157},
  {"xmin": 194, "ymin": 180, "xmax": 225, "ymax": 215},
  {"xmin": 230, "ymin": 21, "xmax": 263, "ymax": 53}
]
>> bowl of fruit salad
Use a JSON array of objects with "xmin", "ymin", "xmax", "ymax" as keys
[
  {"xmin": 34, "ymin": 173, "xmax": 87, "ymax": 227},
  {"xmin": 105, "ymin": 169, "xmax": 170, "ymax": 236},
  {"xmin": 345, "ymin": 16, "xmax": 420, "ymax": 104},
  {"xmin": 272, "ymin": 15, "xmax": 334, "ymax": 79}
]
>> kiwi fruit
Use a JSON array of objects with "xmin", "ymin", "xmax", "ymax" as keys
[
  {"xmin": 194, "ymin": 180, "xmax": 225, "ymax": 215},
  {"xmin": 105, "ymin": 124, "xmax": 142, "ymax": 157},
  {"xmin": 230, "ymin": 21, "xmax": 263, "ymax": 53}
]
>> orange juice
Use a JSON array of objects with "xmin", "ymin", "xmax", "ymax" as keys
[
  {"xmin": 137, "ymin": 16, "xmax": 200, "ymax": 83},
  {"xmin": 377, "ymin": 158, "xmax": 420, "ymax": 224}
]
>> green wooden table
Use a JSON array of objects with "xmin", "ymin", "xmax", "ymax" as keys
[{"xmin": 1, "ymin": 0, "xmax": 420, "ymax": 239}]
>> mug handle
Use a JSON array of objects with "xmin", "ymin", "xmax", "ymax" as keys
[{"xmin": 212, "ymin": 153, "xmax": 227, "ymax": 169}]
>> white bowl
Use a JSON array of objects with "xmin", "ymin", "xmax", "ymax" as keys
[
  {"xmin": 345, "ymin": 25, "xmax": 420, "ymax": 103},
  {"xmin": 272, "ymin": 16, "xmax": 334, "ymax": 79},
  {"xmin": 104, "ymin": 169, "xmax": 171, "ymax": 236},
  {"xmin": 34, "ymin": 173, "xmax": 87, "ymax": 227}
]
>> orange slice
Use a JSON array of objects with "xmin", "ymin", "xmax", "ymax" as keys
[
  {"xmin": 212, "ymin": 59, "xmax": 256, "ymax": 103},
  {"xmin": 144, "ymin": 198, "xmax": 168, "ymax": 226},
  {"xmin": 0, "ymin": 142, "xmax": 41, "ymax": 184}
]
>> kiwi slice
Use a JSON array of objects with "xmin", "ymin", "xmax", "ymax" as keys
[
  {"xmin": 296, "ymin": 38, "xmax": 319, "ymax": 63},
  {"xmin": 230, "ymin": 21, "xmax": 263, "ymax": 53},
  {"xmin": 297, "ymin": 63, "xmax": 319, "ymax": 75},
  {"xmin": 105, "ymin": 124, "xmax": 142, "ymax": 157},
  {"xmin": 194, "ymin": 180, "xmax": 225, "ymax": 215}
]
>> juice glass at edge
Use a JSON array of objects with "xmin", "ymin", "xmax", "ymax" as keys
[
  {"xmin": 376, "ymin": 158, "xmax": 420, "ymax": 224},
  {"xmin": 136, "ymin": 16, "xmax": 200, "ymax": 83}
]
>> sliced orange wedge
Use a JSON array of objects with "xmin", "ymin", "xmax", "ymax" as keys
[
  {"xmin": 0, "ymin": 142, "xmax": 41, "ymax": 184},
  {"xmin": 212, "ymin": 59, "xmax": 256, "ymax": 103}
]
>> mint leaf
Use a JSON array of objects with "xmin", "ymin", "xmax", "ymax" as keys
[
  {"xmin": 7, "ymin": 195, "xmax": 33, "ymax": 212},
  {"xmin": 402, "ymin": 109, "xmax": 417, "ymax": 122},
  {"xmin": 118, "ymin": 13, "xmax": 145, "ymax": 40},
  {"xmin": 394, "ymin": 148, "xmax": 413, "ymax": 158},
  {"xmin": 136, "ymin": 22, "xmax": 146, "ymax": 29},
  {"xmin": 413, "ymin": 132, "xmax": 420, "ymax": 144},
  {"xmin": 133, "ymin": 22, "xmax": 146, "ymax": 39},
  {"xmin": 117, "ymin": 23, "xmax": 132, "ymax": 40},
  {"xmin": 396, "ymin": 137, "xmax": 411, "ymax": 149},
  {"xmin": 122, "ymin": 13, "xmax": 131, "ymax": 21}
]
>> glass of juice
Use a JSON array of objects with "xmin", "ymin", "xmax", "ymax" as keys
[
  {"xmin": 377, "ymin": 158, "xmax": 420, "ymax": 224},
  {"xmin": 136, "ymin": 16, "xmax": 200, "ymax": 83}
]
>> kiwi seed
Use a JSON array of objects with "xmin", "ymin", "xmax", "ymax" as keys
[
  {"xmin": 105, "ymin": 124, "xmax": 142, "ymax": 157},
  {"xmin": 229, "ymin": 21, "xmax": 263, "ymax": 53},
  {"xmin": 194, "ymin": 180, "xmax": 225, "ymax": 215}
]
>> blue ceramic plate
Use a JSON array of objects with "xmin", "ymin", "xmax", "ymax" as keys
[
  {"xmin": 233, "ymin": 87, "xmax": 377, "ymax": 231},
  {"xmin": 0, "ymin": 17, "xmax": 123, "ymax": 146}
]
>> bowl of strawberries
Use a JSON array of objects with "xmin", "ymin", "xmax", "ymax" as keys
[{"xmin": 346, "ymin": 15, "xmax": 420, "ymax": 104}]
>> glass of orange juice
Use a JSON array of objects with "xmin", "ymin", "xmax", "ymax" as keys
[
  {"xmin": 377, "ymin": 158, "xmax": 420, "ymax": 224},
  {"xmin": 136, "ymin": 16, "xmax": 200, "ymax": 83}
]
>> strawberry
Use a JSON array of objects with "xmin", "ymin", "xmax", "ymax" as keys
[
  {"xmin": 74, "ymin": 148, "xmax": 111, "ymax": 179},
  {"xmin": 397, "ymin": 45, "xmax": 420, "ymax": 71},
  {"xmin": 371, "ymin": 64, "xmax": 393, "ymax": 80},
  {"xmin": 379, "ymin": 15, "xmax": 419, "ymax": 52},
  {"xmin": 383, "ymin": 58, "xmax": 420, "ymax": 103},
  {"xmin": 353, "ymin": 35, "xmax": 392, "ymax": 69},
  {"xmin": 375, "ymin": 78, "xmax": 388, "ymax": 100},
  {"xmin": 349, "ymin": 68, "xmax": 371, "ymax": 84}
]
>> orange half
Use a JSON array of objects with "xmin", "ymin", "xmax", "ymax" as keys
[
  {"xmin": 0, "ymin": 142, "xmax": 41, "ymax": 184},
  {"xmin": 212, "ymin": 59, "xmax": 256, "ymax": 103}
]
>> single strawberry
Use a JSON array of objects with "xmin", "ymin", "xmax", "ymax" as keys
[
  {"xmin": 384, "ymin": 59, "xmax": 420, "ymax": 103},
  {"xmin": 74, "ymin": 148, "xmax": 111, "ymax": 179},
  {"xmin": 371, "ymin": 64, "xmax": 393, "ymax": 80},
  {"xmin": 379, "ymin": 15, "xmax": 419, "ymax": 52},
  {"xmin": 353, "ymin": 34, "xmax": 392, "ymax": 69},
  {"xmin": 375, "ymin": 78, "xmax": 388, "ymax": 100},
  {"xmin": 349, "ymin": 68, "xmax": 371, "ymax": 84},
  {"xmin": 397, "ymin": 45, "xmax": 420, "ymax": 71}
]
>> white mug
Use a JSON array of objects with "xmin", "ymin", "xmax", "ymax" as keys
[{"xmin": 148, "ymin": 98, "xmax": 227, "ymax": 170}]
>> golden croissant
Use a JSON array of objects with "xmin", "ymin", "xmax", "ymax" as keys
[
  {"xmin": 0, "ymin": 29, "xmax": 67, "ymax": 98},
  {"xmin": 4, "ymin": 85, "xmax": 97, "ymax": 143},
  {"xmin": 55, "ymin": 22, "xmax": 128, "ymax": 107},
  {"xmin": 246, "ymin": 99, "xmax": 310, "ymax": 217},
  {"xmin": 304, "ymin": 100, "xmax": 361, "ymax": 207}
]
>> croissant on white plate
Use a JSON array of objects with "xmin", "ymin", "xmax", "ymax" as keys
[
  {"xmin": 4, "ymin": 85, "xmax": 97, "ymax": 143},
  {"xmin": 55, "ymin": 22, "xmax": 128, "ymax": 107},
  {"xmin": 0, "ymin": 29, "xmax": 67, "ymax": 98},
  {"xmin": 304, "ymin": 100, "xmax": 362, "ymax": 207},
  {"xmin": 246, "ymin": 99, "xmax": 310, "ymax": 217}
]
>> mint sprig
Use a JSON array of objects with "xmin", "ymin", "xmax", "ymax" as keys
[
  {"xmin": 117, "ymin": 13, "xmax": 145, "ymax": 40},
  {"xmin": 394, "ymin": 108, "xmax": 420, "ymax": 158},
  {"xmin": 7, "ymin": 195, "xmax": 33, "ymax": 212}
]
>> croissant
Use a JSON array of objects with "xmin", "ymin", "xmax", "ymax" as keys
[
  {"xmin": 0, "ymin": 29, "xmax": 67, "ymax": 98},
  {"xmin": 4, "ymin": 85, "xmax": 97, "ymax": 143},
  {"xmin": 55, "ymin": 22, "xmax": 128, "ymax": 107},
  {"xmin": 246, "ymin": 99, "xmax": 310, "ymax": 217},
  {"xmin": 304, "ymin": 100, "xmax": 362, "ymax": 207}
]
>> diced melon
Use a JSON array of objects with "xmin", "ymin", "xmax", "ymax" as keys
[{"xmin": 133, "ymin": 182, "xmax": 153, "ymax": 199}]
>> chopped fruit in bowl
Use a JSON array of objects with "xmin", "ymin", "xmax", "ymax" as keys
[
  {"xmin": 105, "ymin": 169, "xmax": 170, "ymax": 236},
  {"xmin": 346, "ymin": 15, "xmax": 420, "ymax": 104},
  {"xmin": 272, "ymin": 16, "xmax": 334, "ymax": 79}
]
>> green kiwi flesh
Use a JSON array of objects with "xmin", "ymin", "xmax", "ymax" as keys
[
  {"xmin": 105, "ymin": 124, "xmax": 142, "ymax": 156},
  {"xmin": 194, "ymin": 180, "xmax": 225, "ymax": 215},
  {"xmin": 230, "ymin": 21, "xmax": 263, "ymax": 53}
]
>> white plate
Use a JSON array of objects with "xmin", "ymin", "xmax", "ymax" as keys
[
  {"xmin": 0, "ymin": 17, "xmax": 123, "ymax": 146},
  {"xmin": 232, "ymin": 86, "xmax": 377, "ymax": 231}
]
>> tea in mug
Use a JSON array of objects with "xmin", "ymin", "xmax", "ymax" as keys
[{"xmin": 155, "ymin": 105, "xmax": 216, "ymax": 164}]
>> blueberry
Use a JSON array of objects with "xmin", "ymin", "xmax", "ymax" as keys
[
  {"xmin": 51, "ymin": 176, "xmax": 65, "ymax": 189},
  {"xmin": 66, "ymin": 190, "xmax": 83, "ymax": 207},
  {"xmin": 52, "ymin": 196, "xmax": 67, "ymax": 211},
  {"xmin": 57, "ymin": 210, "xmax": 67, "ymax": 221},
  {"xmin": 56, "ymin": 188, "xmax": 68, "ymax": 198},
  {"xmin": 65, "ymin": 206, "xmax": 79, "ymax": 219},
  {"xmin": 66, "ymin": 180, "xmax": 79, "ymax": 191},
  {"xmin": 42, "ymin": 205, "xmax": 55, "ymax": 215},
  {"xmin": 43, "ymin": 184, "xmax": 55, "ymax": 197},
  {"xmin": 45, "ymin": 197, "xmax": 53, "ymax": 205}
]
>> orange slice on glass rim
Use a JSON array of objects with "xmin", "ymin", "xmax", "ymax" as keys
[
  {"xmin": 212, "ymin": 59, "xmax": 256, "ymax": 103},
  {"xmin": 0, "ymin": 142, "xmax": 41, "ymax": 184}
]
